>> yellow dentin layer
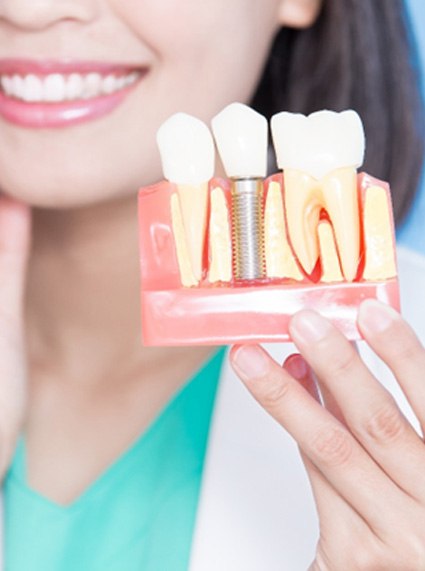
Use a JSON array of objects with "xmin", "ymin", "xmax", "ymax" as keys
[
  {"xmin": 284, "ymin": 167, "xmax": 360, "ymax": 281},
  {"xmin": 208, "ymin": 187, "xmax": 232, "ymax": 283},
  {"xmin": 264, "ymin": 181, "xmax": 303, "ymax": 280},
  {"xmin": 177, "ymin": 183, "xmax": 208, "ymax": 282},
  {"xmin": 171, "ymin": 192, "xmax": 199, "ymax": 287},
  {"xmin": 362, "ymin": 186, "xmax": 397, "ymax": 281},
  {"xmin": 318, "ymin": 221, "xmax": 344, "ymax": 283}
]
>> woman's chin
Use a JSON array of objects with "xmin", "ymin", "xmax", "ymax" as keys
[{"xmin": 0, "ymin": 179, "xmax": 128, "ymax": 210}]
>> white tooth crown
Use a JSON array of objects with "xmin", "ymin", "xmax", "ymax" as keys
[
  {"xmin": 211, "ymin": 102, "xmax": 268, "ymax": 178},
  {"xmin": 271, "ymin": 110, "xmax": 365, "ymax": 180},
  {"xmin": 157, "ymin": 113, "xmax": 215, "ymax": 185},
  {"xmin": 0, "ymin": 72, "xmax": 139, "ymax": 103}
]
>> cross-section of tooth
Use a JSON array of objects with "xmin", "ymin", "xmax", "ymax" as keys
[
  {"xmin": 322, "ymin": 167, "xmax": 360, "ymax": 281},
  {"xmin": 362, "ymin": 185, "xmax": 397, "ymax": 281},
  {"xmin": 157, "ymin": 113, "xmax": 215, "ymax": 283},
  {"xmin": 208, "ymin": 187, "xmax": 232, "ymax": 283},
  {"xmin": 318, "ymin": 220, "xmax": 344, "ymax": 282},
  {"xmin": 283, "ymin": 169, "xmax": 321, "ymax": 276},
  {"xmin": 264, "ymin": 181, "xmax": 303, "ymax": 280},
  {"xmin": 272, "ymin": 110, "xmax": 365, "ymax": 281},
  {"xmin": 170, "ymin": 193, "xmax": 198, "ymax": 287},
  {"xmin": 283, "ymin": 167, "xmax": 360, "ymax": 281}
]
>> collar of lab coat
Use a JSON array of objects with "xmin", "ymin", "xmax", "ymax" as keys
[{"xmin": 0, "ymin": 247, "xmax": 424, "ymax": 571}]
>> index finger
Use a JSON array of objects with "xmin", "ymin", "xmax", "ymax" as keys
[{"xmin": 230, "ymin": 344, "xmax": 412, "ymax": 538}]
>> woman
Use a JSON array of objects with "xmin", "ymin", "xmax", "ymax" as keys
[{"xmin": 0, "ymin": 0, "xmax": 423, "ymax": 569}]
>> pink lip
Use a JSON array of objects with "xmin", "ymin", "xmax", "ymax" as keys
[{"xmin": 0, "ymin": 58, "xmax": 148, "ymax": 129}]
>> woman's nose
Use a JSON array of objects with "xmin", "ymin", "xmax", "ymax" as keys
[{"xmin": 0, "ymin": 0, "xmax": 98, "ymax": 31}]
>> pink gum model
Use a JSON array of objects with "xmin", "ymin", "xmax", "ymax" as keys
[{"xmin": 138, "ymin": 173, "xmax": 399, "ymax": 346}]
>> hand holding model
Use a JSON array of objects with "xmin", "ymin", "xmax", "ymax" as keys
[
  {"xmin": 0, "ymin": 197, "xmax": 30, "ymax": 478},
  {"xmin": 231, "ymin": 304, "xmax": 425, "ymax": 570}
]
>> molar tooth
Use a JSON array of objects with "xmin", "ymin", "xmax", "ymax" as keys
[
  {"xmin": 272, "ymin": 110, "xmax": 365, "ymax": 180},
  {"xmin": 283, "ymin": 168, "xmax": 360, "ymax": 280},
  {"xmin": 272, "ymin": 110, "xmax": 365, "ymax": 281}
]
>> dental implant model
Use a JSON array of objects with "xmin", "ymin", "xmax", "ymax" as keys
[
  {"xmin": 211, "ymin": 103, "xmax": 267, "ymax": 281},
  {"xmin": 137, "ymin": 104, "xmax": 399, "ymax": 346}
]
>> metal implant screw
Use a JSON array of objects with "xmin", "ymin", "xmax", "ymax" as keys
[{"xmin": 231, "ymin": 178, "xmax": 266, "ymax": 281}]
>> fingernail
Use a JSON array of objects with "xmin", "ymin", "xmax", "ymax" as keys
[
  {"xmin": 358, "ymin": 299, "xmax": 398, "ymax": 333},
  {"xmin": 289, "ymin": 311, "xmax": 333, "ymax": 344},
  {"xmin": 284, "ymin": 354, "xmax": 309, "ymax": 380},
  {"xmin": 231, "ymin": 345, "xmax": 269, "ymax": 379}
]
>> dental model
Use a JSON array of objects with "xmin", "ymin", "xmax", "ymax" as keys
[
  {"xmin": 138, "ymin": 105, "xmax": 399, "ymax": 346},
  {"xmin": 156, "ymin": 113, "xmax": 215, "ymax": 285},
  {"xmin": 211, "ymin": 103, "xmax": 267, "ymax": 280}
]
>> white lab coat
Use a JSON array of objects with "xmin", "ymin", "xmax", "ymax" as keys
[{"xmin": 0, "ymin": 247, "xmax": 424, "ymax": 571}]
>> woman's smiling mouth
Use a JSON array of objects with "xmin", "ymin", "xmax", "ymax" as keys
[{"xmin": 0, "ymin": 59, "xmax": 148, "ymax": 128}]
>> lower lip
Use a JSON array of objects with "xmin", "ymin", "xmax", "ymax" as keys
[{"xmin": 0, "ymin": 79, "xmax": 141, "ymax": 129}]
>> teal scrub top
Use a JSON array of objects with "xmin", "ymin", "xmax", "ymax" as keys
[{"xmin": 4, "ymin": 348, "xmax": 226, "ymax": 571}]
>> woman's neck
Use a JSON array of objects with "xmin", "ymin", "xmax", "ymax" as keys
[{"xmin": 25, "ymin": 194, "xmax": 213, "ymax": 389}]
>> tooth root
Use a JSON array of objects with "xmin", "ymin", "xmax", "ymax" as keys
[
  {"xmin": 170, "ymin": 193, "xmax": 199, "ymax": 287},
  {"xmin": 322, "ymin": 168, "xmax": 360, "ymax": 282},
  {"xmin": 264, "ymin": 182, "xmax": 304, "ymax": 280},
  {"xmin": 284, "ymin": 169, "xmax": 321, "ymax": 275},
  {"xmin": 208, "ymin": 187, "xmax": 232, "ymax": 283},
  {"xmin": 318, "ymin": 221, "xmax": 344, "ymax": 283},
  {"xmin": 177, "ymin": 183, "xmax": 208, "ymax": 282},
  {"xmin": 362, "ymin": 185, "xmax": 397, "ymax": 281}
]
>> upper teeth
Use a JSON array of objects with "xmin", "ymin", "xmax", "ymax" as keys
[
  {"xmin": 271, "ymin": 109, "xmax": 365, "ymax": 180},
  {"xmin": 0, "ymin": 72, "xmax": 140, "ymax": 103}
]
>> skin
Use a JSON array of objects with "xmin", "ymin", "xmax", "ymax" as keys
[
  {"xmin": 0, "ymin": 0, "xmax": 320, "ymax": 501},
  {"xmin": 231, "ymin": 303, "xmax": 425, "ymax": 570},
  {"xmin": 3, "ymin": 0, "xmax": 423, "ymax": 568}
]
